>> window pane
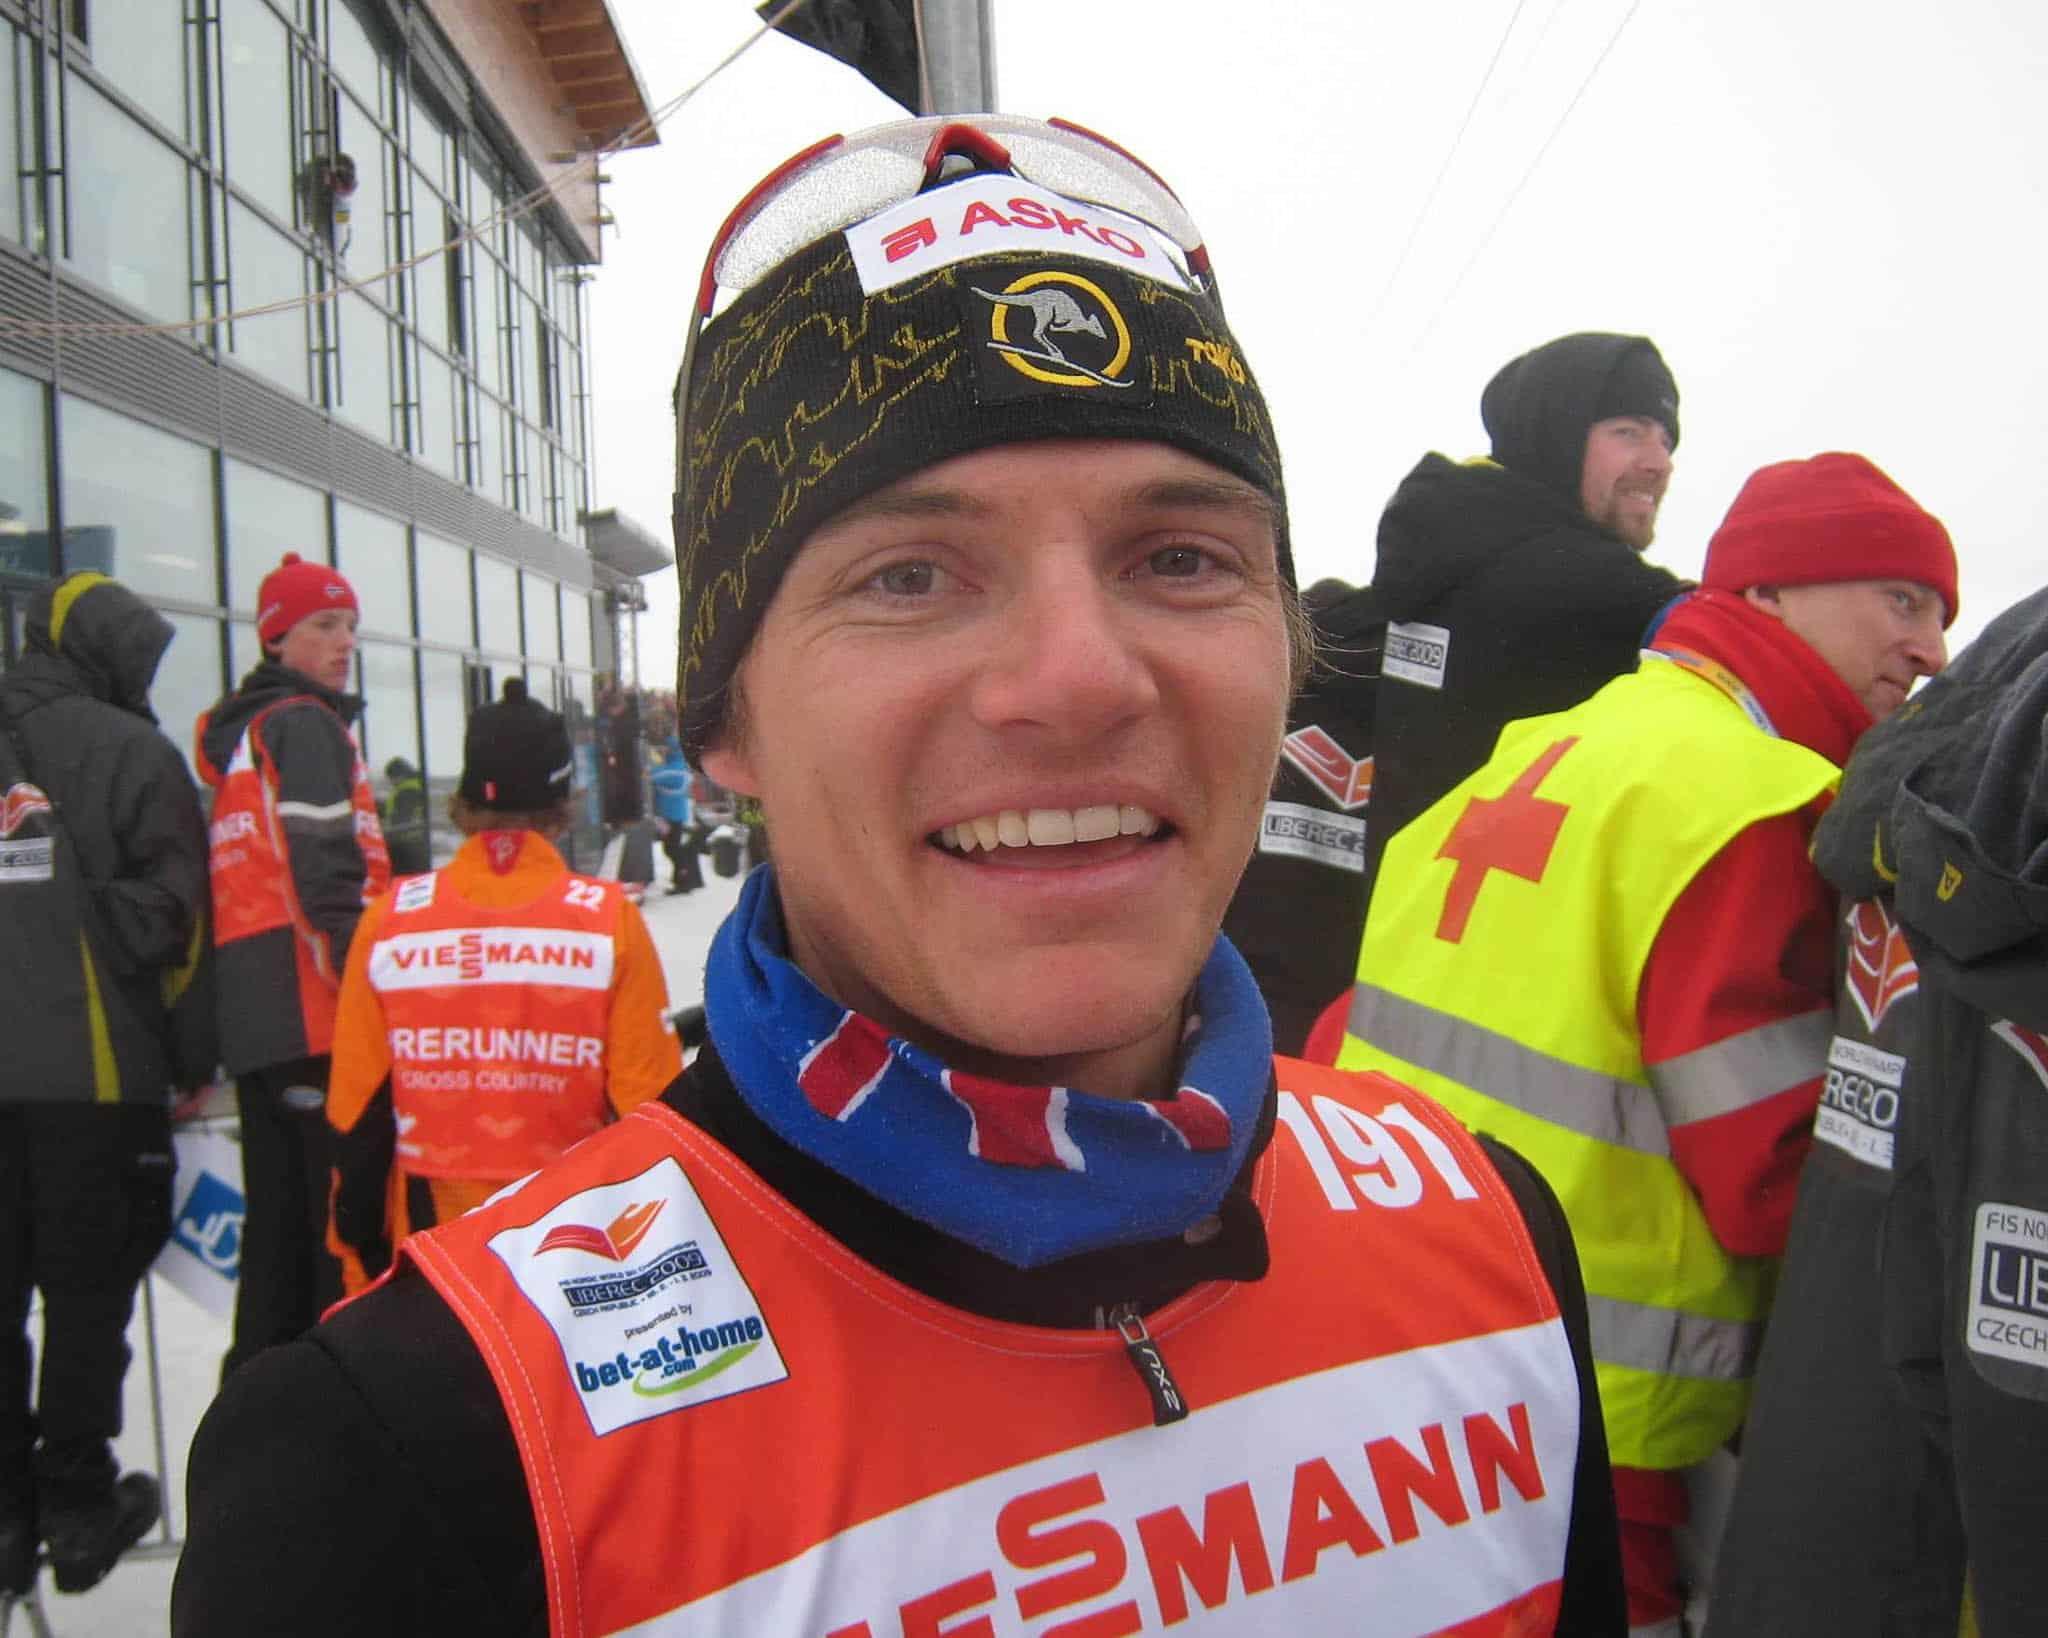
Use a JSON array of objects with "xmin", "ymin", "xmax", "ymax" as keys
[
  {"xmin": 228, "ymin": 199, "xmax": 311, "ymax": 398},
  {"xmin": 562, "ymin": 589, "xmax": 591, "ymax": 668},
  {"xmin": 228, "ymin": 617, "xmax": 261, "ymax": 684},
  {"xmin": 334, "ymin": 499, "xmax": 409, "ymax": 636},
  {"xmin": 0, "ymin": 25, "xmax": 23, "ymax": 248},
  {"xmin": 220, "ymin": 0, "xmax": 294, "ymax": 220},
  {"xmin": 224, "ymin": 456, "xmax": 323, "ymax": 611},
  {"xmin": 520, "ymin": 571, "xmax": 560, "ymax": 662},
  {"xmin": 336, "ymin": 288, "xmax": 392, "ymax": 442},
  {"xmin": 414, "ymin": 530, "xmax": 470, "ymax": 647},
  {"xmin": 86, "ymin": 0, "xmax": 185, "ymax": 136},
  {"xmin": 60, "ymin": 396, "xmax": 216, "ymax": 603},
  {"xmin": 0, "ymin": 367, "xmax": 49, "ymax": 578},
  {"xmin": 64, "ymin": 74, "xmax": 189, "ymax": 321},
  {"xmin": 474, "ymin": 552, "xmax": 517, "ymax": 656},
  {"xmin": 412, "ymin": 184, "xmax": 451, "ymax": 354},
  {"xmin": 153, "ymin": 612, "xmax": 224, "ymax": 780},
  {"xmin": 358, "ymin": 638, "xmax": 419, "ymax": 786},
  {"xmin": 406, "ymin": 90, "xmax": 450, "ymax": 200},
  {"xmin": 474, "ymin": 392, "xmax": 503, "ymax": 503},
  {"xmin": 334, "ymin": 104, "xmax": 387, "ymax": 273},
  {"xmin": 415, "ymin": 347, "xmax": 457, "ymax": 478},
  {"xmin": 418, "ymin": 645, "xmax": 465, "ymax": 849},
  {"xmin": 325, "ymin": 1, "xmax": 385, "ymax": 120},
  {"xmin": 473, "ymin": 250, "xmax": 503, "ymax": 395}
]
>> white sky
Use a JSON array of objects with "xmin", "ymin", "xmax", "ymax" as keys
[{"xmin": 589, "ymin": 0, "xmax": 2048, "ymax": 691}]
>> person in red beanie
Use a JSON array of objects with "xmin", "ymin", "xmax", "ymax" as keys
[
  {"xmin": 1337, "ymin": 452, "xmax": 1957, "ymax": 1634},
  {"xmin": 194, "ymin": 552, "xmax": 391, "ymax": 1378}
]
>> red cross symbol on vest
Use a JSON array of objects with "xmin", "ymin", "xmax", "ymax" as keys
[{"xmin": 1433, "ymin": 737, "xmax": 1580, "ymax": 943}]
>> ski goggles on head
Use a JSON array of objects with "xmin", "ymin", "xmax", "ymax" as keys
[{"xmin": 672, "ymin": 114, "xmax": 1217, "ymax": 456}]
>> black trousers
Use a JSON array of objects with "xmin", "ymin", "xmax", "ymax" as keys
[
  {"xmin": 0, "ymin": 1102, "xmax": 172, "ymax": 1513},
  {"xmin": 660, "ymin": 826, "xmax": 704, "ymax": 892},
  {"xmin": 223, "ymin": 1058, "xmax": 342, "ymax": 1380}
]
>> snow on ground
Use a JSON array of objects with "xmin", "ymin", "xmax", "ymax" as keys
[{"xmin": 9, "ymin": 867, "xmax": 745, "ymax": 1636}]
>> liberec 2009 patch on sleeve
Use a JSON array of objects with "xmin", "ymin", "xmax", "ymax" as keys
[
  {"xmin": 1966, "ymin": 1200, "xmax": 2048, "ymax": 1396},
  {"xmin": 489, "ymin": 1156, "xmax": 789, "ymax": 1436}
]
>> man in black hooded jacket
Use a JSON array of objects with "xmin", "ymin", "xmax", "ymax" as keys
[
  {"xmin": 1710, "ymin": 584, "xmax": 2048, "ymax": 1638},
  {"xmin": 1358, "ymin": 332, "xmax": 1688, "ymax": 902},
  {"xmin": 0, "ymin": 571, "xmax": 211, "ymax": 1598}
]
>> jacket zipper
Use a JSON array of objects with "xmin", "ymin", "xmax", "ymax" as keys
[{"xmin": 1109, "ymin": 1303, "xmax": 1190, "ymax": 1427}]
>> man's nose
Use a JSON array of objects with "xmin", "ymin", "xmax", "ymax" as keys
[
  {"xmin": 970, "ymin": 571, "xmax": 1159, "ymax": 738},
  {"xmin": 1905, "ymin": 617, "xmax": 1948, "ymax": 677}
]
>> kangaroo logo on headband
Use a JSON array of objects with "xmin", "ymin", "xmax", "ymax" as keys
[{"xmin": 971, "ymin": 270, "xmax": 1135, "ymax": 394}]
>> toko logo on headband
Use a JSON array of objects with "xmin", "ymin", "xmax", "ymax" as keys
[{"xmin": 846, "ymin": 175, "xmax": 1191, "ymax": 297}]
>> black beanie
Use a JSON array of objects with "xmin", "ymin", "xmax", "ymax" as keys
[
  {"xmin": 1480, "ymin": 332, "xmax": 1679, "ymax": 501},
  {"xmin": 458, "ymin": 678, "xmax": 574, "ymax": 811},
  {"xmin": 671, "ymin": 171, "xmax": 1287, "ymax": 762}
]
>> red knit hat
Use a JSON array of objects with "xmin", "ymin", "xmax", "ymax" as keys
[
  {"xmin": 1701, "ymin": 453, "xmax": 1958, "ymax": 628},
  {"xmin": 256, "ymin": 552, "xmax": 358, "ymax": 644}
]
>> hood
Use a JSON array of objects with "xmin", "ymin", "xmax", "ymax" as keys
[
  {"xmin": 1815, "ymin": 586, "xmax": 2048, "ymax": 1027},
  {"xmin": 1371, "ymin": 453, "xmax": 1598, "ymax": 615},
  {"xmin": 9, "ymin": 572, "xmax": 173, "ymax": 721},
  {"xmin": 1480, "ymin": 332, "xmax": 1678, "ymax": 501},
  {"xmin": 195, "ymin": 661, "xmax": 360, "ymax": 789}
]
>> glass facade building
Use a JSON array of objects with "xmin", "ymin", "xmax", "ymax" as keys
[{"xmin": 0, "ymin": 0, "xmax": 657, "ymax": 865}]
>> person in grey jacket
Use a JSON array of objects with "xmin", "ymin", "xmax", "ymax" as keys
[
  {"xmin": 0, "ymin": 571, "xmax": 211, "ymax": 1598},
  {"xmin": 1711, "ymin": 584, "xmax": 2048, "ymax": 1637}
]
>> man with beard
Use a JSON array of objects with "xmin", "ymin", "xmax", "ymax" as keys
[{"xmin": 1359, "ymin": 333, "xmax": 1687, "ymax": 903}]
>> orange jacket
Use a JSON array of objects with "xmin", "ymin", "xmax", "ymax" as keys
[
  {"xmin": 328, "ymin": 830, "xmax": 680, "ymax": 1286},
  {"xmin": 397, "ymin": 1059, "xmax": 1582, "ymax": 1638}
]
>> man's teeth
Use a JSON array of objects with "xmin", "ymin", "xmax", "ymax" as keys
[{"xmin": 940, "ymin": 805, "xmax": 1161, "ymax": 853}]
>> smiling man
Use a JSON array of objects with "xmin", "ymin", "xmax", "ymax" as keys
[
  {"xmin": 175, "ymin": 116, "xmax": 1624, "ymax": 1636},
  {"xmin": 1338, "ymin": 450, "xmax": 1957, "ymax": 1633}
]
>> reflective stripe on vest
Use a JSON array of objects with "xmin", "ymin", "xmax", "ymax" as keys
[
  {"xmin": 368, "ymin": 869, "xmax": 625, "ymax": 1181},
  {"xmin": 1340, "ymin": 660, "xmax": 1838, "ymax": 1471},
  {"xmin": 400, "ymin": 1058, "xmax": 1583, "ymax": 1637}
]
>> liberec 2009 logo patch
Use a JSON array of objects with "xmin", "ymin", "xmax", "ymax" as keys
[
  {"xmin": 493, "ymin": 1156, "xmax": 789, "ymax": 1436},
  {"xmin": 969, "ymin": 269, "xmax": 1138, "ymax": 396}
]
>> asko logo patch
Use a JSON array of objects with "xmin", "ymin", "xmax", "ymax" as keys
[
  {"xmin": 1844, "ymin": 899, "xmax": 1919, "ymax": 1032},
  {"xmin": 1281, "ymin": 726, "xmax": 1373, "ymax": 812},
  {"xmin": 845, "ymin": 174, "xmax": 1189, "ymax": 297}
]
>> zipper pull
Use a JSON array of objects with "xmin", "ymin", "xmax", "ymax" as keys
[{"xmin": 1113, "ymin": 1306, "xmax": 1191, "ymax": 1427}]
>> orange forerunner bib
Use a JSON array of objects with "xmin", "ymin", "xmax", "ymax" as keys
[
  {"xmin": 367, "ymin": 868, "xmax": 628, "ymax": 1180},
  {"xmin": 404, "ymin": 1057, "xmax": 1583, "ymax": 1637}
]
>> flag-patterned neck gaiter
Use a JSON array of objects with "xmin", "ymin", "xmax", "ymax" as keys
[{"xmin": 703, "ymin": 867, "xmax": 1273, "ymax": 1269}]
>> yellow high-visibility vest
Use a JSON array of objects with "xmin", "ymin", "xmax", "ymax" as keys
[{"xmin": 1339, "ymin": 657, "xmax": 1839, "ymax": 1470}]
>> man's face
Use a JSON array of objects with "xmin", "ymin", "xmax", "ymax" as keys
[
  {"xmin": 274, "ymin": 607, "xmax": 357, "ymax": 692},
  {"xmin": 702, "ymin": 440, "xmax": 1292, "ymax": 1100},
  {"xmin": 1749, "ymin": 579, "xmax": 1948, "ymax": 721},
  {"xmin": 1579, "ymin": 415, "xmax": 1673, "ymax": 550}
]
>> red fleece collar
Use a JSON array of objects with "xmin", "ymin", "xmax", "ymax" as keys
[{"xmin": 1651, "ymin": 589, "xmax": 1872, "ymax": 766}]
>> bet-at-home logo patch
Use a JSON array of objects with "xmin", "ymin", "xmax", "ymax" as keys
[{"xmin": 491, "ymin": 1156, "xmax": 788, "ymax": 1436}]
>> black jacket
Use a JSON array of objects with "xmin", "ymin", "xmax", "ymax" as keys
[
  {"xmin": 0, "ymin": 576, "xmax": 212, "ymax": 1103},
  {"xmin": 1222, "ymin": 578, "xmax": 1384, "ymax": 1053},
  {"xmin": 174, "ymin": 1044, "xmax": 1627, "ymax": 1636},
  {"xmin": 196, "ymin": 663, "xmax": 374, "ymax": 1075},
  {"xmin": 1360, "ymin": 453, "xmax": 1684, "ymax": 898}
]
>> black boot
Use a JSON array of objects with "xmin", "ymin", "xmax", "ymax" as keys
[{"xmin": 40, "ymin": 1471, "xmax": 158, "ymax": 1594}]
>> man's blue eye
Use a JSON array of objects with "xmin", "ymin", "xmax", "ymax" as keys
[{"xmin": 1149, "ymin": 547, "xmax": 1205, "ymax": 578}]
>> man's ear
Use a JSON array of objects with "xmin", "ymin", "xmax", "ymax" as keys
[
  {"xmin": 700, "ymin": 740, "xmax": 760, "ymax": 798},
  {"xmin": 1742, "ymin": 585, "xmax": 1786, "ymax": 621}
]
